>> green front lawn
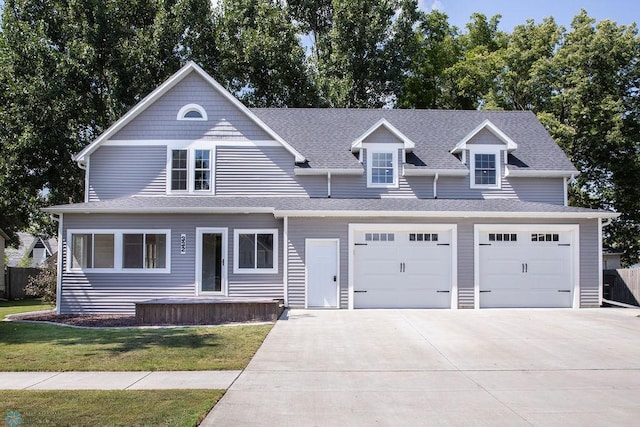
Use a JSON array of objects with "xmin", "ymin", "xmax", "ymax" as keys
[
  {"xmin": 0, "ymin": 298, "xmax": 54, "ymax": 318},
  {"xmin": 1, "ymin": 390, "xmax": 223, "ymax": 426},
  {"xmin": 0, "ymin": 322, "xmax": 272, "ymax": 371}
]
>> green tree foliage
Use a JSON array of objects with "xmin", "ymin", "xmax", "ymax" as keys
[{"xmin": 216, "ymin": 0, "xmax": 318, "ymax": 107}]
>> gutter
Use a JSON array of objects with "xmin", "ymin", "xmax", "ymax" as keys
[
  {"xmin": 42, "ymin": 207, "xmax": 277, "ymax": 215},
  {"xmin": 273, "ymin": 210, "xmax": 621, "ymax": 219}
]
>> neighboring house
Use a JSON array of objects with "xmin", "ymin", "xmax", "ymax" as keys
[
  {"xmin": 44, "ymin": 62, "xmax": 617, "ymax": 315},
  {"xmin": 0, "ymin": 229, "xmax": 8, "ymax": 294},
  {"xmin": 6, "ymin": 232, "xmax": 58, "ymax": 268},
  {"xmin": 602, "ymin": 248, "xmax": 623, "ymax": 270}
]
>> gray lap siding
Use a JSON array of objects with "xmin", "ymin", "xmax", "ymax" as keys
[
  {"xmin": 286, "ymin": 217, "xmax": 600, "ymax": 309},
  {"xmin": 61, "ymin": 213, "xmax": 284, "ymax": 314}
]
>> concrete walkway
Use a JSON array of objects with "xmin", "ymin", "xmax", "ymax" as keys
[
  {"xmin": 0, "ymin": 370, "xmax": 240, "ymax": 390},
  {"xmin": 203, "ymin": 308, "xmax": 640, "ymax": 426}
]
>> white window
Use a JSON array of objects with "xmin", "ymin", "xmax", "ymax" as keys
[
  {"xmin": 177, "ymin": 104, "xmax": 208, "ymax": 121},
  {"xmin": 167, "ymin": 147, "xmax": 214, "ymax": 194},
  {"xmin": 233, "ymin": 229, "xmax": 278, "ymax": 274},
  {"xmin": 469, "ymin": 149, "xmax": 501, "ymax": 189},
  {"xmin": 67, "ymin": 230, "xmax": 171, "ymax": 273},
  {"xmin": 366, "ymin": 149, "xmax": 398, "ymax": 188}
]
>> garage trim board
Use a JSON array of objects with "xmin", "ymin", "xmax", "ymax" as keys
[
  {"xmin": 474, "ymin": 224, "xmax": 580, "ymax": 309},
  {"xmin": 348, "ymin": 223, "xmax": 458, "ymax": 310}
]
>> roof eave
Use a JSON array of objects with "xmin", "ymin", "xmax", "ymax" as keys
[
  {"xmin": 273, "ymin": 210, "xmax": 620, "ymax": 219},
  {"xmin": 42, "ymin": 206, "xmax": 276, "ymax": 215}
]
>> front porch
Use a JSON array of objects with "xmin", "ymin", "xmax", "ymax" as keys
[{"xmin": 135, "ymin": 297, "xmax": 285, "ymax": 325}]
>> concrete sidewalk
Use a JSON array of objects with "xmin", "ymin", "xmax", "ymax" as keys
[{"xmin": 0, "ymin": 371, "xmax": 240, "ymax": 390}]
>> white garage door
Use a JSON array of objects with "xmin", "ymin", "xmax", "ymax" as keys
[
  {"xmin": 353, "ymin": 228, "xmax": 454, "ymax": 308},
  {"xmin": 478, "ymin": 228, "xmax": 575, "ymax": 308}
]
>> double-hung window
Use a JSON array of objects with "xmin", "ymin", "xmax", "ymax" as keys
[
  {"xmin": 169, "ymin": 148, "xmax": 213, "ymax": 193},
  {"xmin": 366, "ymin": 148, "xmax": 398, "ymax": 188},
  {"xmin": 470, "ymin": 151, "xmax": 500, "ymax": 189},
  {"xmin": 68, "ymin": 230, "xmax": 170, "ymax": 273},
  {"xmin": 233, "ymin": 229, "xmax": 278, "ymax": 274}
]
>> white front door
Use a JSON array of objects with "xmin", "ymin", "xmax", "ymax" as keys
[
  {"xmin": 306, "ymin": 239, "xmax": 339, "ymax": 308},
  {"xmin": 477, "ymin": 226, "xmax": 577, "ymax": 308},
  {"xmin": 196, "ymin": 228, "xmax": 228, "ymax": 295}
]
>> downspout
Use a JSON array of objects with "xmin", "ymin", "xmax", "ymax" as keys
[
  {"xmin": 283, "ymin": 216, "xmax": 289, "ymax": 307},
  {"xmin": 50, "ymin": 214, "xmax": 63, "ymax": 315},
  {"xmin": 599, "ymin": 217, "xmax": 614, "ymax": 307},
  {"xmin": 78, "ymin": 160, "xmax": 88, "ymax": 203},
  {"xmin": 433, "ymin": 173, "xmax": 439, "ymax": 199},
  {"xmin": 327, "ymin": 172, "xmax": 332, "ymax": 198}
]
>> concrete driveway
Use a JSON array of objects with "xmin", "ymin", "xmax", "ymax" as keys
[{"xmin": 203, "ymin": 308, "xmax": 640, "ymax": 426}]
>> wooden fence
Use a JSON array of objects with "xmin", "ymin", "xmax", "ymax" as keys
[
  {"xmin": 603, "ymin": 269, "xmax": 640, "ymax": 306},
  {"xmin": 2, "ymin": 267, "xmax": 42, "ymax": 300}
]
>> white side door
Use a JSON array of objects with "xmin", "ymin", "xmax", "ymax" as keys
[{"xmin": 306, "ymin": 239, "xmax": 339, "ymax": 308}]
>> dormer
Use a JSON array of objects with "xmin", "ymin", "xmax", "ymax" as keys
[
  {"xmin": 351, "ymin": 119, "xmax": 415, "ymax": 189},
  {"xmin": 450, "ymin": 119, "xmax": 518, "ymax": 190}
]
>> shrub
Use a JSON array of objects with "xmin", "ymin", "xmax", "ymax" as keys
[{"xmin": 25, "ymin": 263, "xmax": 57, "ymax": 304}]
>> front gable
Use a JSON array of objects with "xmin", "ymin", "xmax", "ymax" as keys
[
  {"xmin": 74, "ymin": 62, "xmax": 305, "ymax": 163},
  {"xmin": 111, "ymin": 72, "xmax": 273, "ymax": 141}
]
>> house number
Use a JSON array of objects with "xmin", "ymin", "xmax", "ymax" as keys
[{"xmin": 180, "ymin": 234, "xmax": 187, "ymax": 254}]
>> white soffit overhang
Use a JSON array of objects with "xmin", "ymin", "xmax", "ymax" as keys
[
  {"xmin": 451, "ymin": 119, "xmax": 518, "ymax": 154},
  {"xmin": 73, "ymin": 62, "xmax": 306, "ymax": 163},
  {"xmin": 351, "ymin": 118, "xmax": 416, "ymax": 153}
]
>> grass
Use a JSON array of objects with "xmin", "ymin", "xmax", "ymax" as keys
[
  {"xmin": 0, "ymin": 322, "xmax": 272, "ymax": 371},
  {"xmin": 1, "ymin": 390, "xmax": 223, "ymax": 426},
  {"xmin": 0, "ymin": 298, "xmax": 54, "ymax": 318}
]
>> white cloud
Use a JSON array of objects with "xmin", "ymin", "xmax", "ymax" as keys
[{"xmin": 418, "ymin": 0, "xmax": 444, "ymax": 12}]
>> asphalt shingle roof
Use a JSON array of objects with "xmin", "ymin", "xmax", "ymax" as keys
[{"xmin": 251, "ymin": 108, "xmax": 577, "ymax": 172}]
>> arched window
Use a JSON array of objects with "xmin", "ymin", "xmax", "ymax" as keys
[{"xmin": 177, "ymin": 104, "xmax": 208, "ymax": 121}]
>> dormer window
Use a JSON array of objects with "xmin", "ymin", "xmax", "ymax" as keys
[
  {"xmin": 474, "ymin": 154, "xmax": 497, "ymax": 186},
  {"xmin": 367, "ymin": 149, "xmax": 398, "ymax": 188},
  {"xmin": 177, "ymin": 104, "xmax": 207, "ymax": 121}
]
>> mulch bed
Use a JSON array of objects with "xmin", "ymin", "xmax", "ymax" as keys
[{"xmin": 9, "ymin": 312, "xmax": 137, "ymax": 327}]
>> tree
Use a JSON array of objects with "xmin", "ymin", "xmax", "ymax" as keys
[
  {"xmin": 216, "ymin": 0, "xmax": 318, "ymax": 107},
  {"xmin": 539, "ymin": 11, "xmax": 640, "ymax": 264}
]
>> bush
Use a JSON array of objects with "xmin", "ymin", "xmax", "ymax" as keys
[{"xmin": 25, "ymin": 263, "xmax": 57, "ymax": 304}]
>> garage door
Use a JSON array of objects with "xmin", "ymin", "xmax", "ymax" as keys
[
  {"xmin": 478, "ymin": 228, "xmax": 576, "ymax": 308},
  {"xmin": 353, "ymin": 228, "xmax": 454, "ymax": 308}
]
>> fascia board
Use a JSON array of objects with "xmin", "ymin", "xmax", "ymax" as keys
[
  {"xmin": 42, "ymin": 206, "xmax": 276, "ymax": 215},
  {"xmin": 451, "ymin": 119, "xmax": 518, "ymax": 154},
  {"xmin": 506, "ymin": 169, "xmax": 581, "ymax": 178},
  {"xmin": 403, "ymin": 169, "xmax": 469, "ymax": 177},
  {"xmin": 351, "ymin": 118, "xmax": 416, "ymax": 152},
  {"xmin": 273, "ymin": 210, "xmax": 620, "ymax": 219},
  {"xmin": 294, "ymin": 168, "xmax": 363, "ymax": 176}
]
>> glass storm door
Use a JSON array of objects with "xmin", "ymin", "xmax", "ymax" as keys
[{"xmin": 197, "ymin": 228, "xmax": 227, "ymax": 294}]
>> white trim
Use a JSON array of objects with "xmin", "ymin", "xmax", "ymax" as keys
[
  {"xmin": 451, "ymin": 119, "xmax": 518, "ymax": 154},
  {"xmin": 195, "ymin": 227, "xmax": 228, "ymax": 296},
  {"xmin": 273, "ymin": 210, "xmax": 620, "ymax": 219},
  {"xmin": 433, "ymin": 173, "xmax": 439, "ymax": 199},
  {"xmin": 83, "ymin": 158, "xmax": 90, "ymax": 203},
  {"xmin": 74, "ymin": 61, "xmax": 306, "ymax": 163},
  {"xmin": 177, "ymin": 103, "xmax": 208, "ymax": 121},
  {"xmin": 66, "ymin": 229, "xmax": 171, "ymax": 274},
  {"xmin": 327, "ymin": 172, "xmax": 331, "ymax": 197},
  {"xmin": 351, "ymin": 118, "xmax": 415, "ymax": 153},
  {"xmin": 366, "ymin": 145, "xmax": 399, "ymax": 189},
  {"xmin": 563, "ymin": 177, "xmax": 568, "ymax": 207},
  {"xmin": 473, "ymin": 224, "xmax": 580, "ymax": 309},
  {"xmin": 598, "ymin": 218, "xmax": 603, "ymax": 306},
  {"xmin": 283, "ymin": 217, "xmax": 289, "ymax": 306},
  {"xmin": 233, "ymin": 228, "xmax": 279, "ymax": 274},
  {"xmin": 56, "ymin": 214, "xmax": 63, "ymax": 315},
  {"xmin": 470, "ymin": 148, "xmax": 502, "ymax": 190},
  {"xmin": 305, "ymin": 238, "xmax": 340, "ymax": 309},
  {"xmin": 103, "ymin": 139, "xmax": 283, "ymax": 147},
  {"xmin": 294, "ymin": 168, "xmax": 363, "ymax": 176},
  {"xmin": 348, "ymin": 223, "xmax": 457, "ymax": 310},
  {"xmin": 403, "ymin": 169, "xmax": 468, "ymax": 177},
  {"xmin": 507, "ymin": 169, "xmax": 580, "ymax": 178}
]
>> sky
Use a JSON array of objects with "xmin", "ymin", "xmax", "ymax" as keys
[{"xmin": 419, "ymin": 0, "xmax": 640, "ymax": 32}]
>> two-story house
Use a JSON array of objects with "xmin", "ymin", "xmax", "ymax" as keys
[{"xmin": 45, "ymin": 62, "xmax": 617, "ymax": 314}]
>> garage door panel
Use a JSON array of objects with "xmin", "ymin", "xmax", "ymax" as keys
[
  {"xmin": 353, "ymin": 228, "xmax": 454, "ymax": 309},
  {"xmin": 478, "ymin": 228, "xmax": 575, "ymax": 308}
]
